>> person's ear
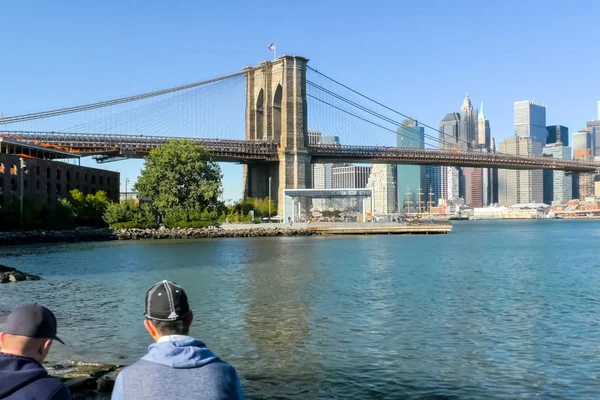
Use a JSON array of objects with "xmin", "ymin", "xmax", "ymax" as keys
[
  {"xmin": 39, "ymin": 339, "xmax": 53, "ymax": 361},
  {"xmin": 144, "ymin": 319, "xmax": 161, "ymax": 342},
  {"xmin": 0, "ymin": 332, "xmax": 4, "ymax": 350},
  {"xmin": 188, "ymin": 311, "xmax": 194, "ymax": 326}
]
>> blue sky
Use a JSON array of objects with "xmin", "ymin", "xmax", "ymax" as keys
[{"xmin": 2, "ymin": 0, "xmax": 599, "ymax": 201}]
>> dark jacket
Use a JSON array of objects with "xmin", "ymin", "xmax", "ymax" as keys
[
  {"xmin": 112, "ymin": 335, "xmax": 243, "ymax": 400},
  {"xmin": 0, "ymin": 352, "xmax": 71, "ymax": 400}
]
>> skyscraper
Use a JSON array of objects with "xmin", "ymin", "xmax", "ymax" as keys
[
  {"xmin": 464, "ymin": 101, "xmax": 492, "ymax": 208},
  {"xmin": 542, "ymin": 143, "xmax": 572, "ymax": 205},
  {"xmin": 477, "ymin": 102, "xmax": 491, "ymax": 149},
  {"xmin": 498, "ymin": 137, "xmax": 544, "ymax": 205},
  {"xmin": 332, "ymin": 165, "xmax": 371, "ymax": 189},
  {"xmin": 514, "ymin": 101, "xmax": 547, "ymax": 145},
  {"xmin": 438, "ymin": 113, "xmax": 460, "ymax": 149},
  {"xmin": 459, "ymin": 93, "xmax": 477, "ymax": 148},
  {"xmin": 367, "ymin": 164, "xmax": 397, "ymax": 215},
  {"xmin": 546, "ymin": 125, "xmax": 569, "ymax": 147},
  {"xmin": 463, "ymin": 167, "xmax": 483, "ymax": 208},
  {"xmin": 573, "ymin": 130, "xmax": 594, "ymax": 159},
  {"xmin": 584, "ymin": 120, "xmax": 600, "ymax": 156},
  {"xmin": 438, "ymin": 113, "xmax": 462, "ymax": 203},
  {"xmin": 397, "ymin": 119, "xmax": 425, "ymax": 213},
  {"xmin": 424, "ymin": 165, "xmax": 441, "ymax": 208}
]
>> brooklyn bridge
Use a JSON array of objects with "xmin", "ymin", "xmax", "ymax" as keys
[{"xmin": 2, "ymin": 55, "xmax": 599, "ymax": 213}]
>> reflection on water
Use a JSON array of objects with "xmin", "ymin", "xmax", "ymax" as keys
[
  {"xmin": 241, "ymin": 239, "xmax": 322, "ymax": 398},
  {"xmin": 1, "ymin": 221, "xmax": 600, "ymax": 399}
]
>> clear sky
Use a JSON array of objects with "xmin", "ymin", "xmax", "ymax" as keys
[{"xmin": 2, "ymin": 0, "xmax": 599, "ymax": 201}]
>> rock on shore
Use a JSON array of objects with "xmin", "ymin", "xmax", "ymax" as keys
[
  {"xmin": 0, "ymin": 264, "xmax": 41, "ymax": 283},
  {"xmin": 46, "ymin": 361, "xmax": 123, "ymax": 399},
  {"xmin": 112, "ymin": 226, "xmax": 314, "ymax": 240}
]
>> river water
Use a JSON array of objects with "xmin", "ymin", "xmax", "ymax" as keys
[{"xmin": 1, "ymin": 220, "xmax": 600, "ymax": 399}]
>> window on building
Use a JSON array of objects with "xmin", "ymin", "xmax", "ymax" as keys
[
  {"xmin": 66, "ymin": 171, "xmax": 71, "ymax": 181},
  {"xmin": 99, "ymin": 176, "xmax": 104, "ymax": 185},
  {"xmin": 10, "ymin": 165, "xmax": 17, "ymax": 176},
  {"xmin": 84, "ymin": 173, "xmax": 88, "ymax": 182},
  {"xmin": 0, "ymin": 163, "xmax": 4, "ymax": 174},
  {"xmin": 46, "ymin": 182, "xmax": 51, "ymax": 195},
  {"xmin": 76, "ymin": 172, "xmax": 80, "ymax": 181},
  {"xmin": 56, "ymin": 169, "xmax": 62, "ymax": 180},
  {"xmin": 36, "ymin": 181, "xmax": 41, "ymax": 191},
  {"xmin": 46, "ymin": 168, "xmax": 51, "ymax": 179},
  {"xmin": 36, "ymin": 166, "xmax": 40, "ymax": 176},
  {"xmin": 10, "ymin": 178, "xmax": 17, "ymax": 192},
  {"xmin": 91, "ymin": 175, "xmax": 96, "ymax": 184}
]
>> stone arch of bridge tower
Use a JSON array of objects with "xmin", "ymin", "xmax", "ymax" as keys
[
  {"xmin": 255, "ymin": 89, "xmax": 264, "ymax": 140},
  {"xmin": 272, "ymin": 84, "xmax": 282, "ymax": 142}
]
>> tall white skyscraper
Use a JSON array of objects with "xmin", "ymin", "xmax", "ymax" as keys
[
  {"xmin": 514, "ymin": 101, "xmax": 547, "ymax": 146},
  {"xmin": 367, "ymin": 164, "xmax": 397, "ymax": 215},
  {"xmin": 477, "ymin": 102, "xmax": 491, "ymax": 149}
]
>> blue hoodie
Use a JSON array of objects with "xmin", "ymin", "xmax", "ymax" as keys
[
  {"xmin": 0, "ymin": 352, "xmax": 71, "ymax": 400},
  {"xmin": 111, "ymin": 335, "xmax": 243, "ymax": 400}
]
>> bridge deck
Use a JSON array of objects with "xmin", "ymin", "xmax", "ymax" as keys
[{"xmin": 2, "ymin": 131, "xmax": 599, "ymax": 172}]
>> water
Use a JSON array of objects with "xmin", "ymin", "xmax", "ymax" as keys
[{"xmin": 1, "ymin": 220, "xmax": 600, "ymax": 399}]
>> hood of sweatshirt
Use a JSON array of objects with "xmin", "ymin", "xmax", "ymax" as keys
[
  {"xmin": 142, "ymin": 336, "xmax": 219, "ymax": 369},
  {"xmin": 0, "ymin": 352, "xmax": 52, "ymax": 397}
]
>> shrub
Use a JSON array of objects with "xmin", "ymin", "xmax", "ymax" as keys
[{"xmin": 103, "ymin": 201, "xmax": 158, "ymax": 229}]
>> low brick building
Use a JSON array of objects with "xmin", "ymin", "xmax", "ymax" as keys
[{"xmin": 0, "ymin": 153, "xmax": 119, "ymax": 212}]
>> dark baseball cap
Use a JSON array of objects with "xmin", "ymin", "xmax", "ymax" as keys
[
  {"xmin": 144, "ymin": 280, "xmax": 190, "ymax": 321},
  {"xmin": 3, "ymin": 304, "xmax": 64, "ymax": 344}
]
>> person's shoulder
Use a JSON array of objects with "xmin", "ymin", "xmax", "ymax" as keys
[{"xmin": 31, "ymin": 375, "xmax": 71, "ymax": 400}]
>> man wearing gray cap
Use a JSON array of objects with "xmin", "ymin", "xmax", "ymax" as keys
[{"xmin": 0, "ymin": 304, "xmax": 71, "ymax": 400}]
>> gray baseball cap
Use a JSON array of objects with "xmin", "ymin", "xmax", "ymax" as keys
[{"xmin": 3, "ymin": 304, "xmax": 64, "ymax": 344}]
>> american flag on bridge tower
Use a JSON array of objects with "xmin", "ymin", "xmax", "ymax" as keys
[{"xmin": 267, "ymin": 42, "xmax": 276, "ymax": 60}]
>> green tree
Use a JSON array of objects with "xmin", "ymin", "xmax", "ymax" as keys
[
  {"xmin": 60, "ymin": 189, "xmax": 109, "ymax": 226},
  {"xmin": 134, "ymin": 139, "xmax": 223, "ymax": 217}
]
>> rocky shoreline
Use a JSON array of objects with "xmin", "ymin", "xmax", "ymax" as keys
[
  {"xmin": 0, "ymin": 226, "xmax": 314, "ymax": 246},
  {"xmin": 46, "ymin": 361, "xmax": 123, "ymax": 399}
]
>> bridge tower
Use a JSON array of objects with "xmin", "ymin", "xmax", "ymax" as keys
[{"xmin": 242, "ymin": 55, "xmax": 312, "ymax": 215}]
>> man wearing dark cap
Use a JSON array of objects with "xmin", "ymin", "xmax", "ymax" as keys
[
  {"xmin": 111, "ymin": 280, "xmax": 243, "ymax": 400},
  {"xmin": 0, "ymin": 304, "xmax": 71, "ymax": 400}
]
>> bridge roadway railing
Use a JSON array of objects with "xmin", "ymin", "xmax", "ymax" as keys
[
  {"xmin": 0, "ymin": 131, "xmax": 280, "ymax": 161},
  {"xmin": 3, "ymin": 131, "xmax": 600, "ymax": 172},
  {"xmin": 309, "ymin": 144, "xmax": 600, "ymax": 172}
]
